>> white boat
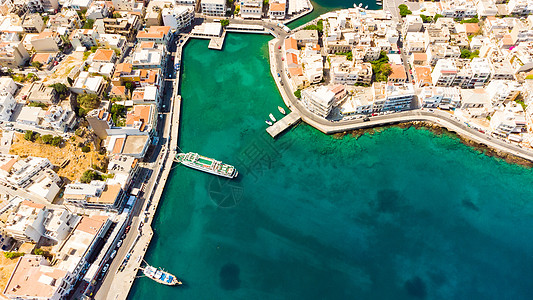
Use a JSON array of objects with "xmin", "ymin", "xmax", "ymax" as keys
[
  {"xmin": 143, "ymin": 265, "xmax": 182, "ymax": 286},
  {"xmin": 175, "ymin": 152, "xmax": 238, "ymax": 179},
  {"xmin": 359, "ymin": 3, "xmax": 362, "ymax": 7},
  {"xmin": 278, "ymin": 106, "xmax": 286, "ymax": 115},
  {"xmin": 269, "ymin": 113, "xmax": 276, "ymax": 122},
  {"xmin": 266, "ymin": 120, "xmax": 273, "ymax": 126},
  {"xmin": 365, "ymin": 5, "xmax": 368, "ymax": 9}
]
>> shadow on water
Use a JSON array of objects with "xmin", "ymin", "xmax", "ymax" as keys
[
  {"xmin": 219, "ymin": 263, "xmax": 241, "ymax": 290},
  {"xmin": 404, "ymin": 276, "xmax": 427, "ymax": 299}
]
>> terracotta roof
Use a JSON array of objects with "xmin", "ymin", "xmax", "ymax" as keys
[
  {"xmin": 412, "ymin": 53, "xmax": 427, "ymax": 61},
  {"xmin": 112, "ymin": 138, "xmax": 125, "ymax": 154},
  {"xmin": 285, "ymin": 37, "xmax": 297, "ymax": 51},
  {"xmin": 414, "ymin": 66, "xmax": 432, "ymax": 86},
  {"xmin": 270, "ymin": 2, "xmax": 285, "ymax": 11},
  {"xmin": 33, "ymin": 31, "xmax": 56, "ymax": 40},
  {"xmin": 76, "ymin": 215, "xmax": 107, "ymax": 235},
  {"xmin": 125, "ymin": 105, "xmax": 151, "ymax": 130},
  {"xmin": 288, "ymin": 67, "xmax": 303, "ymax": 76},
  {"xmin": 21, "ymin": 200, "xmax": 45, "ymax": 210},
  {"xmin": 389, "ymin": 64, "xmax": 407, "ymax": 80},
  {"xmin": 32, "ymin": 53, "xmax": 52, "ymax": 64},
  {"xmin": 132, "ymin": 90, "xmax": 144, "ymax": 100},
  {"xmin": 137, "ymin": 26, "xmax": 171, "ymax": 39},
  {"xmin": 114, "ymin": 63, "xmax": 132, "ymax": 75},
  {"xmin": 110, "ymin": 85, "xmax": 126, "ymax": 97},
  {"xmin": 286, "ymin": 53, "xmax": 298, "ymax": 66},
  {"xmin": 88, "ymin": 184, "xmax": 121, "ymax": 204},
  {"xmin": 93, "ymin": 49, "xmax": 115, "ymax": 62},
  {"xmin": 464, "ymin": 23, "xmax": 480, "ymax": 35},
  {"xmin": 139, "ymin": 41, "xmax": 155, "ymax": 49},
  {"xmin": 0, "ymin": 158, "xmax": 17, "ymax": 172}
]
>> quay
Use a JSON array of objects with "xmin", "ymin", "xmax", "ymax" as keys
[
  {"xmin": 266, "ymin": 111, "xmax": 301, "ymax": 138},
  {"xmin": 226, "ymin": 24, "xmax": 270, "ymax": 34}
]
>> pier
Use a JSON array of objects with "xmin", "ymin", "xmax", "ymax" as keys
[
  {"xmin": 266, "ymin": 111, "xmax": 301, "ymax": 138},
  {"xmin": 208, "ymin": 30, "xmax": 226, "ymax": 50}
]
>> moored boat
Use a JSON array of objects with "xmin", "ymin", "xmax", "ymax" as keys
[
  {"xmin": 143, "ymin": 265, "xmax": 182, "ymax": 286},
  {"xmin": 269, "ymin": 113, "xmax": 277, "ymax": 122},
  {"xmin": 175, "ymin": 152, "xmax": 238, "ymax": 179},
  {"xmin": 278, "ymin": 106, "xmax": 286, "ymax": 115},
  {"xmin": 266, "ymin": 120, "xmax": 273, "ymax": 126}
]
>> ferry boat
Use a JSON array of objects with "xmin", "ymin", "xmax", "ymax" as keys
[
  {"xmin": 143, "ymin": 265, "xmax": 182, "ymax": 286},
  {"xmin": 278, "ymin": 106, "xmax": 286, "ymax": 115},
  {"xmin": 175, "ymin": 152, "xmax": 238, "ymax": 179},
  {"xmin": 266, "ymin": 120, "xmax": 273, "ymax": 126},
  {"xmin": 269, "ymin": 113, "xmax": 277, "ymax": 122}
]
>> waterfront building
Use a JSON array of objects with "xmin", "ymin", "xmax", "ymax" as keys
[
  {"xmin": 240, "ymin": 0, "xmax": 263, "ymax": 19},
  {"xmin": 458, "ymin": 88, "xmax": 492, "ymax": 118},
  {"xmin": 339, "ymin": 87, "xmax": 374, "ymax": 116},
  {"xmin": 372, "ymin": 82, "xmax": 415, "ymax": 112},
  {"xmin": 131, "ymin": 43, "xmax": 165, "ymax": 69},
  {"xmin": 419, "ymin": 86, "xmax": 461, "ymax": 109},
  {"xmin": 107, "ymin": 154, "xmax": 138, "ymax": 189},
  {"xmin": 105, "ymin": 129, "xmax": 151, "ymax": 158},
  {"xmin": 201, "ymin": 0, "xmax": 226, "ymax": 17},
  {"xmin": 490, "ymin": 103, "xmax": 527, "ymax": 137},
  {"xmin": 301, "ymin": 86, "xmax": 336, "ymax": 118},
  {"xmin": 125, "ymin": 104, "xmax": 156, "ymax": 133},
  {"xmin": 269, "ymin": 0, "xmax": 286, "ymax": 20},
  {"xmin": 162, "ymin": 6, "xmax": 194, "ymax": 31}
]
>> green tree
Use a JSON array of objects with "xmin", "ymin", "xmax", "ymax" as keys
[
  {"xmin": 28, "ymin": 102, "xmax": 47, "ymax": 108},
  {"xmin": 31, "ymin": 61, "xmax": 42, "ymax": 70},
  {"xmin": 80, "ymin": 169, "xmax": 101, "ymax": 183},
  {"xmin": 420, "ymin": 14, "xmax": 433, "ymax": 23},
  {"xmin": 220, "ymin": 19, "xmax": 230, "ymax": 27},
  {"xmin": 434, "ymin": 14, "xmax": 444, "ymax": 21},
  {"xmin": 24, "ymin": 130, "xmax": 35, "ymax": 141},
  {"xmin": 398, "ymin": 4, "xmax": 412, "ymax": 17},
  {"xmin": 49, "ymin": 83, "xmax": 68, "ymax": 96},
  {"xmin": 83, "ymin": 19, "xmax": 94, "ymax": 29},
  {"xmin": 263, "ymin": 0, "xmax": 269, "ymax": 5},
  {"xmin": 112, "ymin": 12, "xmax": 121, "ymax": 18},
  {"xmin": 40, "ymin": 134, "xmax": 53, "ymax": 144},
  {"xmin": 294, "ymin": 89, "xmax": 301, "ymax": 98},
  {"xmin": 34, "ymin": 248, "xmax": 45, "ymax": 256},
  {"xmin": 77, "ymin": 93, "xmax": 100, "ymax": 110},
  {"xmin": 379, "ymin": 64, "xmax": 392, "ymax": 77},
  {"xmin": 81, "ymin": 145, "xmax": 90, "ymax": 152},
  {"xmin": 460, "ymin": 16, "xmax": 479, "ymax": 24},
  {"xmin": 110, "ymin": 104, "xmax": 125, "ymax": 124},
  {"xmin": 51, "ymin": 136, "xmax": 62, "ymax": 147}
]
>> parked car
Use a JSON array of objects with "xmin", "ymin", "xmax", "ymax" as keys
[
  {"xmin": 117, "ymin": 240, "xmax": 123, "ymax": 248},
  {"xmin": 102, "ymin": 264, "xmax": 109, "ymax": 273},
  {"xmin": 110, "ymin": 250, "xmax": 117, "ymax": 259}
]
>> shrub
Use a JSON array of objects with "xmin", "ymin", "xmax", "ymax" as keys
[
  {"xmin": 24, "ymin": 130, "xmax": 35, "ymax": 141},
  {"xmin": 398, "ymin": 4, "xmax": 412, "ymax": 17},
  {"xmin": 3, "ymin": 252, "xmax": 24, "ymax": 259},
  {"xmin": 81, "ymin": 145, "xmax": 90, "ymax": 153},
  {"xmin": 40, "ymin": 134, "xmax": 53, "ymax": 144},
  {"xmin": 80, "ymin": 169, "xmax": 101, "ymax": 183},
  {"xmin": 51, "ymin": 136, "xmax": 62, "ymax": 147},
  {"xmin": 294, "ymin": 89, "xmax": 301, "ymax": 98}
]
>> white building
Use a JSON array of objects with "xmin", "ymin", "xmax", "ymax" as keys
[
  {"xmin": 419, "ymin": 86, "xmax": 461, "ymax": 109},
  {"xmin": 301, "ymin": 86, "xmax": 336, "ymax": 118},
  {"xmin": 330, "ymin": 59, "xmax": 372, "ymax": 86},
  {"xmin": 507, "ymin": 0, "xmax": 533, "ymax": 15},
  {"xmin": 490, "ymin": 103, "xmax": 527, "ymax": 137},
  {"xmin": 0, "ymin": 93, "xmax": 15, "ymax": 122},
  {"xmin": 373, "ymin": 82, "xmax": 415, "ymax": 112},
  {"xmin": 3, "ymin": 157, "xmax": 53, "ymax": 188},
  {"xmin": 43, "ymin": 105, "xmax": 76, "ymax": 132},
  {"xmin": 201, "ymin": 0, "xmax": 226, "ymax": 16},
  {"xmin": 485, "ymin": 80, "xmax": 522, "ymax": 107},
  {"xmin": 63, "ymin": 181, "xmax": 124, "ymax": 210},
  {"xmin": 432, "ymin": 58, "xmax": 458, "ymax": 86},
  {"xmin": 71, "ymin": 72, "xmax": 105, "ymax": 95},
  {"xmin": 240, "ymin": 0, "xmax": 263, "ymax": 19},
  {"xmin": 162, "ymin": 6, "xmax": 194, "ymax": 31},
  {"xmin": 269, "ymin": 0, "xmax": 286, "ymax": 19},
  {"xmin": 0, "ymin": 77, "xmax": 18, "ymax": 96}
]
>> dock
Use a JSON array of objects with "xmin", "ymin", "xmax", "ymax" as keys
[
  {"xmin": 208, "ymin": 30, "xmax": 226, "ymax": 50},
  {"xmin": 266, "ymin": 111, "xmax": 301, "ymax": 138}
]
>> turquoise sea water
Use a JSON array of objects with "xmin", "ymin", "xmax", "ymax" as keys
[
  {"xmin": 287, "ymin": 0, "xmax": 381, "ymax": 29},
  {"xmin": 129, "ymin": 34, "xmax": 533, "ymax": 299}
]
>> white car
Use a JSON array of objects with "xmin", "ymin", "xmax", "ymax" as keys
[
  {"xmin": 117, "ymin": 240, "xmax": 123, "ymax": 248},
  {"xmin": 110, "ymin": 250, "xmax": 117, "ymax": 259}
]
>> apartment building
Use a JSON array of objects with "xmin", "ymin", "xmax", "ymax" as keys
[
  {"xmin": 240, "ymin": 0, "xmax": 263, "ymax": 19},
  {"xmin": 202, "ymin": 0, "xmax": 226, "ymax": 16},
  {"xmin": 301, "ymin": 86, "xmax": 336, "ymax": 118}
]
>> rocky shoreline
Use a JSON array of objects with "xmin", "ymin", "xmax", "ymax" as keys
[{"xmin": 332, "ymin": 121, "xmax": 533, "ymax": 168}]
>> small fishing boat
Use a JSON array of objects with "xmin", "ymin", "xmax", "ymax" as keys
[
  {"xmin": 359, "ymin": 3, "xmax": 362, "ymax": 7},
  {"xmin": 278, "ymin": 106, "xmax": 286, "ymax": 115},
  {"xmin": 365, "ymin": 5, "xmax": 368, "ymax": 9},
  {"xmin": 269, "ymin": 113, "xmax": 276, "ymax": 122},
  {"xmin": 266, "ymin": 120, "xmax": 273, "ymax": 126}
]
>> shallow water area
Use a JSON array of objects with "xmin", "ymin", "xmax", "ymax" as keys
[{"xmin": 129, "ymin": 33, "xmax": 533, "ymax": 300}]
